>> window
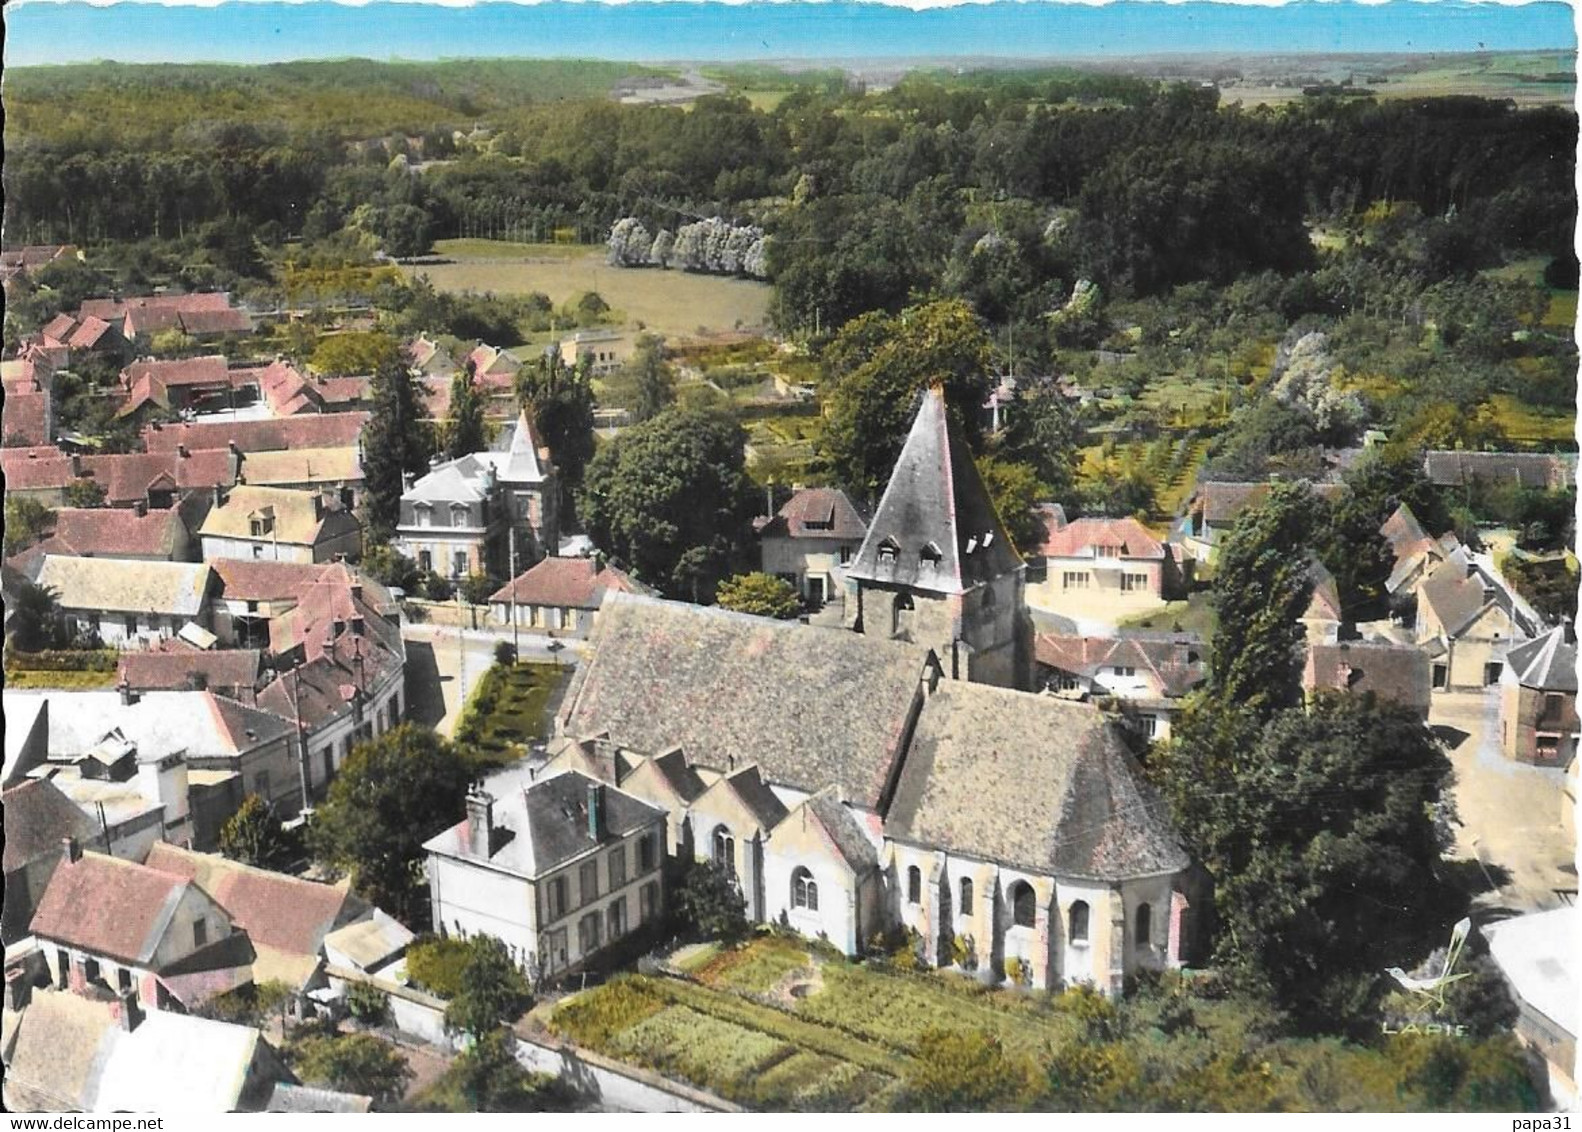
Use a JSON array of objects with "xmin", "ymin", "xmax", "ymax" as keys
[
  {"xmin": 839, "ymin": 546, "xmax": 852, "ymax": 565},
  {"xmin": 1137, "ymin": 714, "xmax": 1159, "ymax": 740},
  {"xmin": 607, "ymin": 898, "xmax": 627, "ymax": 940},
  {"xmin": 546, "ymin": 877, "xmax": 568, "ymax": 921},
  {"xmin": 907, "ymin": 865, "xmax": 922, "ymax": 905},
  {"xmin": 1010, "ymin": 881, "xmax": 1036, "ymax": 928},
  {"xmin": 1112, "ymin": 665, "xmax": 1136, "ymax": 678},
  {"xmin": 1069, "ymin": 900, "xmax": 1090, "ymax": 943},
  {"xmin": 252, "ymin": 544, "xmax": 263, "ymax": 559},
  {"xmin": 1543, "ymin": 693, "xmax": 1565, "ymax": 719},
  {"xmin": 193, "ymin": 919, "xmax": 208, "ymax": 948},
  {"xmin": 1095, "ymin": 544, "xmax": 1120, "ymax": 558},
  {"xmin": 124, "ymin": 615, "xmax": 138, "ymax": 636},
  {"xmin": 579, "ymin": 859, "xmax": 599, "ymax": 904},
  {"xmin": 877, "ymin": 538, "xmax": 900, "ymax": 566},
  {"xmin": 608, "ymin": 845, "xmax": 627, "ymax": 890},
  {"xmin": 1135, "ymin": 903, "xmax": 1152, "ymax": 947},
  {"xmin": 418, "ymin": 550, "xmax": 432, "ymax": 572},
  {"xmin": 578, "ymin": 913, "xmax": 601, "ymax": 955},
  {"xmin": 1121, "ymin": 572, "xmax": 1149, "ymax": 593},
  {"xmin": 452, "ymin": 551, "xmax": 468, "ymax": 579},
  {"xmin": 118, "ymin": 967, "xmax": 132, "ymax": 993},
  {"xmin": 792, "ymin": 867, "xmax": 818, "ymax": 911},
  {"xmin": 1062, "ymin": 571, "xmax": 1089, "ymax": 591},
  {"xmin": 959, "ymin": 878, "xmax": 973, "ymax": 916},
  {"xmin": 1484, "ymin": 662, "xmax": 1503, "ymax": 686},
  {"xmin": 1051, "ymin": 671, "xmax": 1080, "ymax": 692},
  {"xmin": 919, "ymin": 541, "xmax": 942, "ymax": 567},
  {"xmin": 542, "ymin": 928, "xmax": 568, "ymax": 973},
  {"xmin": 712, "ymin": 826, "xmax": 736, "ymax": 875},
  {"xmin": 637, "ymin": 833, "xmax": 657, "ymax": 873},
  {"xmin": 639, "ymin": 881, "xmax": 659, "ymax": 924}
]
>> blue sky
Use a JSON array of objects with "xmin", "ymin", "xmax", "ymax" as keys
[{"xmin": 4, "ymin": 1, "xmax": 1575, "ymax": 67}]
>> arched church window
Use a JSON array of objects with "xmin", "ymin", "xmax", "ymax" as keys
[
  {"xmin": 1010, "ymin": 881, "xmax": 1036, "ymax": 928},
  {"xmin": 712, "ymin": 826, "xmax": 736, "ymax": 876},
  {"xmin": 1135, "ymin": 902, "xmax": 1152, "ymax": 946},
  {"xmin": 959, "ymin": 877, "xmax": 973, "ymax": 916},
  {"xmin": 792, "ymin": 867, "xmax": 818, "ymax": 911},
  {"xmin": 1069, "ymin": 900, "xmax": 1090, "ymax": 943},
  {"xmin": 907, "ymin": 865, "xmax": 921, "ymax": 904}
]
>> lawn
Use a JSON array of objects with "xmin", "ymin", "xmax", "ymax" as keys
[
  {"xmin": 1, "ymin": 667, "xmax": 118, "ymax": 690},
  {"xmin": 452, "ymin": 661, "xmax": 570, "ymax": 768},
  {"xmin": 1117, "ymin": 590, "xmax": 1219, "ymax": 648},
  {"xmin": 1486, "ymin": 393, "xmax": 1576, "ymax": 445},
  {"xmin": 407, "ymin": 239, "xmax": 772, "ymax": 341}
]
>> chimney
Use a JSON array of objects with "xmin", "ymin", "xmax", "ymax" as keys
[
  {"xmin": 212, "ymin": 483, "xmax": 225, "ymax": 508},
  {"xmin": 133, "ymin": 499, "xmax": 147, "ymax": 518},
  {"xmin": 70, "ymin": 453, "xmax": 82, "ymax": 477},
  {"xmin": 118, "ymin": 677, "xmax": 138, "ymax": 707},
  {"xmin": 402, "ymin": 471, "xmax": 415, "ymax": 492},
  {"xmin": 4, "ymin": 971, "xmax": 32, "ymax": 1013},
  {"xmin": 587, "ymin": 781, "xmax": 605, "ymax": 842},
  {"xmin": 177, "ymin": 443, "xmax": 189, "ymax": 458},
  {"xmin": 228, "ymin": 440, "xmax": 243, "ymax": 481},
  {"xmin": 62, "ymin": 836, "xmax": 82, "ymax": 863},
  {"xmin": 313, "ymin": 494, "xmax": 325, "ymax": 521},
  {"xmin": 114, "ymin": 987, "xmax": 142, "ymax": 1032},
  {"xmin": 465, "ymin": 789, "xmax": 494, "ymax": 856}
]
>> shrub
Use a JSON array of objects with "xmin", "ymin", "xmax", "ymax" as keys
[
  {"xmin": 493, "ymin": 640, "xmax": 517, "ymax": 667},
  {"xmin": 406, "ymin": 935, "xmax": 474, "ymax": 999},
  {"xmin": 672, "ymin": 858, "xmax": 749, "ymax": 944},
  {"xmin": 6, "ymin": 648, "xmax": 119, "ymax": 672},
  {"xmin": 550, "ymin": 976, "xmax": 667, "ymax": 1048},
  {"xmin": 347, "ymin": 981, "xmax": 390, "ymax": 1025},
  {"xmin": 902, "ymin": 1027, "xmax": 1042, "ymax": 1112},
  {"xmin": 1004, "ymin": 957, "xmax": 1027, "ymax": 986}
]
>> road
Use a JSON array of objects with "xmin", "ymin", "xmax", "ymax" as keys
[
  {"xmin": 402, "ymin": 622, "xmax": 585, "ymax": 739},
  {"xmin": 1428, "ymin": 688, "xmax": 1576, "ymax": 915}
]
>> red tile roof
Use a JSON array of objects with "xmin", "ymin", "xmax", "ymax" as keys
[
  {"xmin": 41, "ymin": 313, "xmax": 79, "ymax": 345},
  {"xmin": 3, "ymin": 389, "xmax": 51, "ymax": 447},
  {"xmin": 118, "ymin": 647, "xmax": 264, "ymax": 696},
  {"xmin": 78, "ymin": 449, "xmax": 237, "ymax": 504},
  {"xmin": 68, "ymin": 316, "xmax": 119, "ymax": 351},
  {"xmin": 209, "ymin": 558, "xmax": 344, "ymax": 602},
  {"xmin": 144, "ymin": 843, "xmax": 357, "ymax": 960},
  {"xmin": 1035, "ymin": 632, "xmax": 1207, "ymax": 698},
  {"xmin": 122, "ymin": 355, "xmax": 231, "ymax": 390},
  {"xmin": 0, "ymin": 447, "xmax": 77, "ymax": 491},
  {"xmin": 44, "ymin": 506, "xmax": 186, "ymax": 558},
  {"xmin": 81, "ymin": 293, "xmax": 251, "ymax": 338},
  {"xmin": 489, "ymin": 555, "xmax": 649, "ymax": 609},
  {"xmin": 30, "ymin": 852, "xmax": 197, "ymax": 965},
  {"xmin": 1038, "ymin": 515, "xmax": 1165, "ymax": 560},
  {"xmin": 142, "ymin": 413, "xmax": 368, "ymax": 454}
]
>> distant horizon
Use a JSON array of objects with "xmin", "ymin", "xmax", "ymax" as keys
[{"xmin": 4, "ymin": 0, "xmax": 1575, "ymax": 68}]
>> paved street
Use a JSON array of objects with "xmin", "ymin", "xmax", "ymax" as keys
[
  {"xmin": 402, "ymin": 621, "xmax": 584, "ymax": 739},
  {"xmin": 1429, "ymin": 689, "xmax": 1576, "ymax": 914}
]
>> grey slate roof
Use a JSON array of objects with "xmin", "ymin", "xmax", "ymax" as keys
[
  {"xmin": 1305, "ymin": 640, "xmax": 1432, "ymax": 713},
  {"xmin": 885, "ymin": 683, "xmax": 1188, "ymax": 881},
  {"xmin": 558, "ymin": 592, "xmax": 936, "ymax": 808},
  {"xmin": 804, "ymin": 787, "xmax": 881, "ymax": 872},
  {"xmin": 1505, "ymin": 627, "xmax": 1578, "ymax": 693},
  {"xmin": 1424, "ymin": 450, "xmax": 1576, "ymax": 490},
  {"xmin": 424, "ymin": 770, "xmax": 664, "ymax": 879},
  {"xmin": 847, "ymin": 387, "xmax": 1021, "ymax": 595},
  {"xmin": 719, "ymin": 764, "xmax": 790, "ymax": 831}
]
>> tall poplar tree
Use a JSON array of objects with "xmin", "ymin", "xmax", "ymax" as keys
[
  {"xmin": 445, "ymin": 361, "xmax": 487, "ymax": 459},
  {"xmin": 362, "ymin": 354, "xmax": 430, "ymax": 540}
]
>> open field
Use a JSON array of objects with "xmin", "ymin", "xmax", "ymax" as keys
[
  {"xmin": 1486, "ymin": 394, "xmax": 1576, "ymax": 446},
  {"xmin": 406, "ymin": 240, "xmax": 772, "ymax": 341}
]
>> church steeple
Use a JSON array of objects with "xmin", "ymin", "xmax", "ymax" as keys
[{"xmin": 845, "ymin": 386, "xmax": 1030, "ymax": 689}]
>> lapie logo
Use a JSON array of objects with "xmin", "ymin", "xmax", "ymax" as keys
[{"xmin": 1380, "ymin": 916, "xmax": 1474, "ymax": 1037}]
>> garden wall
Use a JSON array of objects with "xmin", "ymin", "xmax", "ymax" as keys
[{"xmin": 404, "ymin": 598, "xmax": 491, "ymax": 630}]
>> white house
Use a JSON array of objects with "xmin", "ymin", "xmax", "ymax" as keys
[
  {"xmin": 33, "ymin": 556, "xmax": 215, "ymax": 649},
  {"xmin": 757, "ymin": 486, "xmax": 868, "ymax": 610},
  {"xmin": 423, "ymin": 772, "xmax": 667, "ymax": 979}
]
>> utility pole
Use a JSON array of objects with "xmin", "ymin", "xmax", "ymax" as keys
[{"xmin": 509, "ymin": 525, "xmax": 519, "ymax": 663}]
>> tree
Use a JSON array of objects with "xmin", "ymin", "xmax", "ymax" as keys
[
  {"xmin": 818, "ymin": 299, "xmax": 994, "ymax": 497},
  {"xmin": 993, "ymin": 375, "xmax": 1079, "ymax": 503},
  {"xmin": 3, "ymin": 497, "xmax": 54, "ymax": 555},
  {"xmin": 672, "ymin": 858, "xmax": 748, "ymax": 943},
  {"xmin": 443, "ymin": 934, "xmax": 534, "ymax": 1039},
  {"xmin": 975, "ymin": 457, "xmax": 1050, "ymax": 557},
  {"xmin": 219, "ymin": 794, "xmax": 295, "ymax": 870},
  {"xmin": 359, "ymin": 542, "xmax": 421, "ymax": 593},
  {"xmin": 515, "ymin": 354, "xmax": 595, "ymax": 520},
  {"xmin": 449, "ymin": 1028, "xmax": 564, "ymax": 1112},
  {"xmin": 1155, "ymin": 693, "xmax": 1453, "ymax": 1032},
  {"xmin": 293, "ymin": 1033, "xmax": 413, "ymax": 1107},
  {"xmin": 715, "ymin": 572, "xmax": 801, "ymax": 619},
  {"xmin": 307, "ymin": 725, "xmax": 472, "ymax": 924},
  {"xmin": 1207, "ymin": 481, "xmax": 1323, "ymax": 718},
  {"xmin": 445, "ymin": 362, "xmax": 487, "ymax": 459},
  {"xmin": 9, "ymin": 581, "xmax": 63, "ymax": 652},
  {"xmin": 903, "ymin": 1027, "xmax": 1040, "ymax": 1112},
  {"xmin": 62, "ymin": 478, "xmax": 107, "ymax": 508},
  {"xmin": 602, "ymin": 334, "xmax": 675, "ymax": 424},
  {"xmin": 578, "ymin": 407, "xmax": 758, "ymax": 601},
  {"xmin": 310, "ymin": 330, "xmax": 403, "ymax": 378},
  {"xmin": 361, "ymin": 355, "xmax": 432, "ymax": 540}
]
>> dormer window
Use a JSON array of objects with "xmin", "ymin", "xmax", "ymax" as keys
[
  {"xmin": 1096, "ymin": 544, "xmax": 1121, "ymax": 558},
  {"xmin": 248, "ymin": 508, "xmax": 274, "ymax": 538},
  {"xmin": 919, "ymin": 541, "xmax": 942, "ymax": 567},
  {"xmin": 877, "ymin": 538, "xmax": 900, "ymax": 566}
]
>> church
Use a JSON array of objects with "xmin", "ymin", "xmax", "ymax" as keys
[{"xmin": 530, "ymin": 388, "xmax": 1192, "ymax": 994}]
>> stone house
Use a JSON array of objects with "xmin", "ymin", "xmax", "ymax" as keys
[
  {"xmin": 10, "ymin": 504, "xmax": 197, "ymax": 567},
  {"xmin": 1026, "ymin": 512, "xmax": 1188, "ymax": 619},
  {"xmin": 142, "ymin": 412, "xmax": 368, "ymax": 455},
  {"xmin": 1302, "ymin": 639, "xmax": 1432, "ymax": 719},
  {"xmin": 556, "ymin": 329, "xmax": 634, "ymax": 377},
  {"xmin": 1415, "ymin": 555, "xmax": 1538, "ymax": 691},
  {"xmin": 488, "ymin": 554, "xmax": 648, "ymax": 637},
  {"xmin": 1424, "ymin": 450, "xmax": 1577, "ymax": 491},
  {"xmin": 423, "ymin": 773, "xmax": 667, "ymax": 979},
  {"xmin": 1178, "ymin": 480, "xmax": 1348, "ymax": 564},
  {"xmin": 758, "ymin": 486, "xmax": 868, "ymax": 609},
  {"xmin": 1498, "ymin": 626, "xmax": 1578, "ymax": 766},
  {"xmin": 32, "ymin": 555, "xmax": 216, "ymax": 649},
  {"xmin": 198, "ymin": 485, "xmax": 362, "ymax": 565},
  {"xmin": 1, "ymin": 778, "xmax": 104, "ymax": 946},
  {"xmin": 1034, "ymin": 631, "xmax": 1206, "ymax": 742}
]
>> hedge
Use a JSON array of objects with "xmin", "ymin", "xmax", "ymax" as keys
[{"xmin": 7, "ymin": 648, "xmax": 119, "ymax": 672}]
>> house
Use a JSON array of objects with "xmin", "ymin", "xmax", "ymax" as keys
[
  {"xmin": 1424, "ymin": 450, "xmax": 1577, "ymax": 491},
  {"xmin": 198, "ymin": 485, "xmax": 362, "ymax": 564},
  {"xmin": 1179, "ymin": 480, "xmax": 1348, "ymax": 564},
  {"xmin": 4, "ymin": 685, "xmax": 299, "ymax": 847},
  {"xmin": 27, "ymin": 310, "xmax": 129, "ymax": 361},
  {"xmin": 74, "ymin": 450, "xmax": 241, "ymax": 509},
  {"xmin": 844, "ymin": 386, "xmax": 1031, "ymax": 691},
  {"xmin": 1026, "ymin": 511, "xmax": 1187, "ymax": 620},
  {"xmin": 1483, "ymin": 906, "xmax": 1578, "ymax": 1110},
  {"xmin": 117, "ymin": 356, "xmax": 245, "ymax": 418},
  {"xmin": 1380, "ymin": 503, "xmax": 1453, "ymax": 598},
  {"xmin": 488, "ymin": 555, "xmax": 649, "ymax": 636},
  {"xmin": 1302, "ymin": 556, "xmax": 1345, "ymax": 644},
  {"xmin": 3, "ymin": 986, "xmax": 287, "ymax": 1113},
  {"xmin": 235, "ymin": 447, "xmax": 363, "ymax": 509},
  {"xmin": 2, "ymin": 383, "xmax": 52, "ymax": 447},
  {"xmin": 15, "ymin": 504, "xmax": 196, "ymax": 565},
  {"xmin": 485, "ymin": 409, "xmax": 562, "ymax": 565},
  {"xmin": 1415, "ymin": 555, "xmax": 1538, "ymax": 691},
  {"xmin": 142, "ymin": 412, "xmax": 369, "ymax": 454},
  {"xmin": 143, "ymin": 844, "xmax": 370, "ymax": 998},
  {"xmin": 28, "ymin": 845, "xmax": 254, "ymax": 1015},
  {"xmin": 0, "ymin": 243, "xmax": 82, "ymax": 282},
  {"xmin": 554, "ymin": 592, "xmax": 1192, "ymax": 993},
  {"xmin": 758, "ymin": 486, "xmax": 868, "ymax": 609},
  {"xmin": 33, "ymin": 556, "xmax": 216, "ymax": 649},
  {"xmin": 1034, "ymin": 631, "xmax": 1206, "ymax": 741},
  {"xmin": 1302, "ymin": 639, "xmax": 1432, "ymax": 718},
  {"xmin": 393, "ymin": 453, "xmax": 507, "ymax": 580},
  {"xmin": 556, "ymin": 329, "xmax": 633, "ymax": 377},
  {"xmin": 117, "ymin": 645, "xmax": 264, "ymax": 701},
  {"xmin": 0, "ymin": 447, "xmax": 81, "ymax": 505},
  {"xmin": 408, "ymin": 334, "xmax": 456, "ymax": 378},
  {"xmin": 423, "ymin": 773, "xmax": 667, "ymax": 979},
  {"xmin": 254, "ymin": 359, "xmax": 368, "ymax": 416},
  {"xmin": 1, "ymin": 778, "xmax": 104, "ymax": 945},
  {"xmin": 79, "ymin": 292, "xmax": 252, "ymax": 342},
  {"xmin": 1499, "ymin": 626, "xmax": 1578, "ymax": 766},
  {"xmin": 465, "ymin": 342, "xmax": 522, "ymax": 382}
]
